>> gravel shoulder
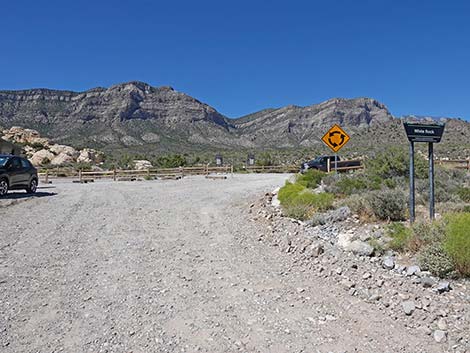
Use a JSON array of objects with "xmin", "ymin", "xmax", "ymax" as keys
[{"xmin": 0, "ymin": 175, "xmax": 453, "ymax": 352}]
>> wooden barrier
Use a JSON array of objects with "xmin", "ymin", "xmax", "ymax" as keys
[
  {"xmin": 37, "ymin": 165, "xmax": 233, "ymax": 182},
  {"xmin": 437, "ymin": 159, "xmax": 470, "ymax": 171},
  {"xmin": 245, "ymin": 165, "xmax": 299, "ymax": 173},
  {"xmin": 37, "ymin": 163, "xmax": 367, "ymax": 181},
  {"xmin": 245, "ymin": 163, "xmax": 364, "ymax": 173}
]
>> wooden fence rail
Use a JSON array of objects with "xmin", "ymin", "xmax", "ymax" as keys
[
  {"xmin": 36, "ymin": 158, "xmax": 468, "ymax": 183},
  {"xmin": 38, "ymin": 165, "xmax": 233, "ymax": 182},
  {"xmin": 437, "ymin": 159, "xmax": 470, "ymax": 171}
]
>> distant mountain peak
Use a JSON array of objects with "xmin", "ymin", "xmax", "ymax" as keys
[{"xmin": 0, "ymin": 81, "xmax": 467, "ymax": 157}]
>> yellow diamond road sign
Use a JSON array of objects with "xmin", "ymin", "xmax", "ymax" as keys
[{"xmin": 322, "ymin": 124, "xmax": 350, "ymax": 153}]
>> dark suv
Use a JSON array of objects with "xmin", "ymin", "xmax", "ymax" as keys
[{"xmin": 0, "ymin": 155, "xmax": 38, "ymax": 196}]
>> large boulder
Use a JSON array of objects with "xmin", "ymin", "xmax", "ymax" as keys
[
  {"xmin": 49, "ymin": 144, "xmax": 78, "ymax": 157},
  {"xmin": 77, "ymin": 148, "xmax": 104, "ymax": 164},
  {"xmin": 2, "ymin": 127, "xmax": 49, "ymax": 147},
  {"xmin": 50, "ymin": 152, "xmax": 75, "ymax": 166},
  {"xmin": 31, "ymin": 149, "xmax": 55, "ymax": 166},
  {"xmin": 134, "ymin": 160, "xmax": 153, "ymax": 170}
]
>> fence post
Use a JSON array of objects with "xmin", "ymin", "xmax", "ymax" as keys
[
  {"xmin": 79, "ymin": 169, "xmax": 83, "ymax": 183},
  {"xmin": 230, "ymin": 164, "xmax": 233, "ymax": 177},
  {"xmin": 45, "ymin": 170, "xmax": 49, "ymax": 184},
  {"xmin": 113, "ymin": 168, "xmax": 117, "ymax": 181}
]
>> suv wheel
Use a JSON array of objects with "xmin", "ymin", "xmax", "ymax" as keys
[
  {"xmin": 26, "ymin": 179, "xmax": 38, "ymax": 194},
  {"xmin": 0, "ymin": 179, "xmax": 8, "ymax": 197}
]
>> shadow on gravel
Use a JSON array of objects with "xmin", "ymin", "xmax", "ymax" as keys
[{"xmin": 1, "ymin": 191, "xmax": 57, "ymax": 200}]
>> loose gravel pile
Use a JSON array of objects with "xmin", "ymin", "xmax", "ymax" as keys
[{"xmin": 0, "ymin": 175, "xmax": 467, "ymax": 352}]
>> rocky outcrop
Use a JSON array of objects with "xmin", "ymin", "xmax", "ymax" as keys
[
  {"xmin": 2, "ymin": 126, "xmax": 49, "ymax": 147},
  {"xmin": 76, "ymin": 148, "xmax": 104, "ymax": 164},
  {"xmin": 2, "ymin": 126, "xmax": 104, "ymax": 166},
  {"xmin": 30, "ymin": 149, "xmax": 54, "ymax": 165},
  {"xmin": 134, "ymin": 160, "xmax": 153, "ymax": 170}
]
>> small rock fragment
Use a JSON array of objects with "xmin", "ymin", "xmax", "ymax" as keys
[
  {"xmin": 433, "ymin": 330, "xmax": 447, "ymax": 343},
  {"xmin": 406, "ymin": 265, "xmax": 421, "ymax": 276},
  {"xmin": 420, "ymin": 277, "xmax": 434, "ymax": 288},
  {"xmin": 436, "ymin": 281, "xmax": 451, "ymax": 293},
  {"xmin": 402, "ymin": 301, "xmax": 415, "ymax": 316},
  {"xmin": 382, "ymin": 257, "xmax": 395, "ymax": 270}
]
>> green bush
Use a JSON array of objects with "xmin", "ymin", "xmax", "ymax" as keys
[
  {"xmin": 418, "ymin": 242, "xmax": 455, "ymax": 278},
  {"xmin": 383, "ymin": 214, "xmax": 470, "ymax": 278},
  {"xmin": 457, "ymin": 187, "xmax": 470, "ymax": 202},
  {"xmin": 366, "ymin": 189, "xmax": 407, "ymax": 221},
  {"xmin": 278, "ymin": 182, "xmax": 334, "ymax": 220},
  {"xmin": 386, "ymin": 222, "xmax": 412, "ymax": 251},
  {"xmin": 155, "ymin": 154, "xmax": 187, "ymax": 168},
  {"xmin": 278, "ymin": 182, "xmax": 306, "ymax": 204},
  {"xmin": 365, "ymin": 147, "xmax": 427, "ymax": 180},
  {"xmin": 342, "ymin": 194, "xmax": 373, "ymax": 219},
  {"xmin": 296, "ymin": 170, "xmax": 325, "ymax": 189},
  {"xmin": 333, "ymin": 175, "xmax": 368, "ymax": 195},
  {"xmin": 444, "ymin": 213, "xmax": 470, "ymax": 276}
]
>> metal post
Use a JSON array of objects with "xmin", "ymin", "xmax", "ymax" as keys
[
  {"xmin": 409, "ymin": 142, "xmax": 415, "ymax": 223},
  {"xmin": 334, "ymin": 154, "xmax": 338, "ymax": 174},
  {"xmin": 429, "ymin": 142, "xmax": 435, "ymax": 220}
]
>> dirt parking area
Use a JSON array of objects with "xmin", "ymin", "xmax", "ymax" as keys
[{"xmin": 0, "ymin": 175, "xmax": 447, "ymax": 352}]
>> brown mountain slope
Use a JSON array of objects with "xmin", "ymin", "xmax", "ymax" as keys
[{"xmin": 0, "ymin": 81, "xmax": 468, "ymax": 158}]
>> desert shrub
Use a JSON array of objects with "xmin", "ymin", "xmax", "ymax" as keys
[
  {"xmin": 457, "ymin": 187, "xmax": 470, "ymax": 202},
  {"xmin": 256, "ymin": 152, "xmax": 274, "ymax": 166},
  {"xmin": 323, "ymin": 172, "xmax": 381, "ymax": 196},
  {"xmin": 444, "ymin": 213, "xmax": 470, "ymax": 276},
  {"xmin": 155, "ymin": 154, "xmax": 187, "ymax": 168},
  {"xmin": 368, "ymin": 238, "xmax": 385, "ymax": 255},
  {"xmin": 366, "ymin": 189, "xmax": 407, "ymax": 221},
  {"xmin": 386, "ymin": 222, "xmax": 412, "ymax": 251},
  {"xmin": 384, "ymin": 178, "xmax": 397, "ymax": 189},
  {"xmin": 278, "ymin": 182, "xmax": 334, "ymax": 220},
  {"xmin": 418, "ymin": 242, "xmax": 455, "ymax": 278},
  {"xmin": 332, "ymin": 175, "xmax": 368, "ymax": 195},
  {"xmin": 341, "ymin": 194, "xmax": 373, "ymax": 220},
  {"xmin": 407, "ymin": 221, "xmax": 445, "ymax": 252},
  {"xmin": 366, "ymin": 147, "xmax": 427, "ymax": 180},
  {"xmin": 29, "ymin": 141, "xmax": 45, "ymax": 149},
  {"xmin": 278, "ymin": 182, "xmax": 306, "ymax": 204},
  {"xmin": 296, "ymin": 169, "xmax": 325, "ymax": 189}
]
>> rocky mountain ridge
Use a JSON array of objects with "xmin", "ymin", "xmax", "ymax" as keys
[{"xmin": 0, "ymin": 81, "xmax": 469, "ymax": 157}]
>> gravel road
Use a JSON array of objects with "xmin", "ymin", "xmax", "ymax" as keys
[{"xmin": 0, "ymin": 175, "xmax": 443, "ymax": 352}]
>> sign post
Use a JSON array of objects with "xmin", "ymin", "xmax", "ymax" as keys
[
  {"xmin": 429, "ymin": 142, "xmax": 435, "ymax": 220},
  {"xmin": 404, "ymin": 122, "xmax": 445, "ymax": 222},
  {"xmin": 409, "ymin": 141, "xmax": 415, "ymax": 223},
  {"xmin": 321, "ymin": 124, "xmax": 350, "ymax": 173}
]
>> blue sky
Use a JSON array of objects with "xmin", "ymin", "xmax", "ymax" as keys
[{"xmin": 1, "ymin": 0, "xmax": 469, "ymax": 119}]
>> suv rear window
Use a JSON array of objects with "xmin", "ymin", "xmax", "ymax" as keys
[{"xmin": 20, "ymin": 158, "xmax": 31, "ymax": 168}]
